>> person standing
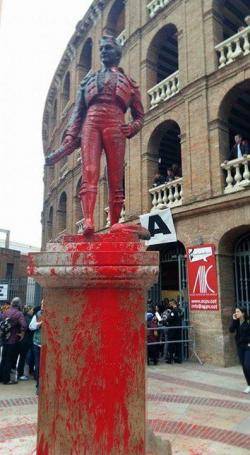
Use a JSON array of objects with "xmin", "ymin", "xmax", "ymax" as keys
[
  {"xmin": 16, "ymin": 306, "xmax": 34, "ymax": 380},
  {"xmin": 227, "ymin": 134, "xmax": 248, "ymax": 161},
  {"xmin": 229, "ymin": 307, "xmax": 250, "ymax": 393},
  {"xmin": 165, "ymin": 299, "xmax": 183, "ymax": 364},
  {"xmin": 29, "ymin": 301, "xmax": 44, "ymax": 394},
  {"xmin": 147, "ymin": 313, "xmax": 159, "ymax": 365},
  {"xmin": 0, "ymin": 297, "xmax": 27, "ymax": 384}
]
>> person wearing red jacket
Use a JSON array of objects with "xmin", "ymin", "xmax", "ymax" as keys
[{"xmin": 46, "ymin": 35, "xmax": 144, "ymax": 235}]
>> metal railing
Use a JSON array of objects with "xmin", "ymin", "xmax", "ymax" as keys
[{"xmin": 147, "ymin": 325, "xmax": 203, "ymax": 365}]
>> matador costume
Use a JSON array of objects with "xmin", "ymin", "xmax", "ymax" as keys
[{"xmin": 47, "ymin": 37, "xmax": 144, "ymax": 234}]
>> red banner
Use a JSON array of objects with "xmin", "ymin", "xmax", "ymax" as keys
[{"xmin": 187, "ymin": 244, "xmax": 219, "ymax": 311}]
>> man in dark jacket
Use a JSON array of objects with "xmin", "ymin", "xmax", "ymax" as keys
[
  {"xmin": 227, "ymin": 134, "xmax": 249, "ymax": 161},
  {"xmin": 0, "ymin": 297, "xmax": 27, "ymax": 384},
  {"xmin": 164, "ymin": 300, "xmax": 183, "ymax": 364}
]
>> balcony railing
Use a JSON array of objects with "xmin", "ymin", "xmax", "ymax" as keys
[
  {"xmin": 147, "ymin": 71, "xmax": 179, "ymax": 109},
  {"xmin": 105, "ymin": 203, "xmax": 126, "ymax": 228},
  {"xmin": 215, "ymin": 26, "xmax": 250, "ymax": 69},
  {"xmin": 117, "ymin": 29, "xmax": 126, "ymax": 47},
  {"xmin": 76, "ymin": 149, "xmax": 82, "ymax": 163},
  {"xmin": 59, "ymin": 163, "xmax": 69, "ymax": 180},
  {"xmin": 221, "ymin": 155, "xmax": 250, "ymax": 194},
  {"xmin": 147, "ymin": 0, "xmax": 174, "ymax": 19},
  {"xmin": 149, "ymin": 178, "xmax": 183, "ymax": 211},
  {"xmin": 76, "ymin": 218, "xmax": 85, "ymax": 234}
]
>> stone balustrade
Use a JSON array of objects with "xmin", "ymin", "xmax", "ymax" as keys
[
  {"xmin": 221, "ymin": 155, "xmax": 250, "ymax": 194},
  {"xmin": 105, "ymin": 203, "xmax": 126, "ymax": 228},
  {"xmin": 147, "ymin": 71, "xmax": 179, "ymax": 109},
  {"xmin": 215, "ymin": 26, "xmax": 250, "ymax": 68},
  {"xmin": 59, "ymin": 163, "xmax": 69, "ymax": 180},
  {"xmin": 117, "ymin": 29, "xmax": 127, "ymax": 47},
  {"xmin": 76, "ymin": 149, "xmax": 81, "ymax": 163},
  {"xmin": 149, "ymin": 178, "xmax": 183, "ymax": 211},
  {"xmin": 147, "ymin": 0, "xmax": 173, "ymax": 19},
  {"xmin": 76, "ymin": 218, "xmax": 85, "ymax": 234}
]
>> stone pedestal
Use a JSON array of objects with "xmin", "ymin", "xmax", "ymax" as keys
[{"xmin": 28, "ymin": 231, "xmax": 159, "ymax": 455}]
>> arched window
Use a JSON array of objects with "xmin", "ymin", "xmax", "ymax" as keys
[
  {"xmin": 218, "ymin": 0, "xmax": 249, "ymax": 41},
  {"xmin": 106, "ymin": 0, "xmax": 125, "ymax": 40},
  {"xmin": 218, "ymin": 80, "xmax": 250, "ymax": 161},
  {"xmin": 62, "ymin": 72, "xmax": 70, "ymax": 111},
  {"xmin": 57, "ymin": 192, "xmax": 67, "ymax": 233},
  {"xmin": 75, "ymin": 178, "xmax": 82, "ymax": 224},
  {"xmin": 149, "ymin": 120, "xmax": 182, "ymax": 180},
  {"xmin": 51, "ymin": 98, "xmax": 57, "ymax": 132},
  {"xmin": 147, "ymin": 121, "xmax": 182, "ymax": 209},
  {"xmin": 147, "ymin": 25, "xmax": 179, "ymax": 108},
  {"xmin": 78, "ymin": 38, "xmax": 92, "ymax": 83},
  {"xmin": 47, "ymin": 206, "xmax": 53, "ymax": 240}
]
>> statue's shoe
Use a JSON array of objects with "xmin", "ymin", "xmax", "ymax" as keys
[{"xmin": 83, "ymin": 220, "xmax": 94, "ymax": 237}]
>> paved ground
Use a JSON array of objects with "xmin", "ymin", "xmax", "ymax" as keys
[{"xmin": 0, "ymin": 362, "xmax": 249, "ymax": 454}]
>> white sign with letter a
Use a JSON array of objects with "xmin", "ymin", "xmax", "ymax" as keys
[{"xmin": 140, "ymin": 208, "xmax": 177, "ymax": 246}]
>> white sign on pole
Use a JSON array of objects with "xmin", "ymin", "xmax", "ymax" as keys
[
  {"xmin": 140, "ymin": 208, "xmax": 177, "ymax": 246},
  {"xmin": 0, "ymin": 284, "xmax": 8, "ymax": 301}
]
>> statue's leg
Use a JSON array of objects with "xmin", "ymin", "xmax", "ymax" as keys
[
  {"xmin": 80, "ymin": 123, "xmax": 102, "ymax": 234},
  {"xmin": 103, "ymin": 126, "xmax": 126, "ymax": 225}
]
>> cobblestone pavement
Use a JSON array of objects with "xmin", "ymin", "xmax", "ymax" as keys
[{"xmin": 0, "ymin": 362, "xmax": 249, "ymax": 454}]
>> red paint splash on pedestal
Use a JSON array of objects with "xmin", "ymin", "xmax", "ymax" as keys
[{"xmin": 30, "ymin": 232, "xmax": 158, "ymax": 455}]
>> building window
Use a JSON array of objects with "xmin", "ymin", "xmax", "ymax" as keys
[
  {"xmin": 57, "ymin": 192, "xmax": 67, "ymax": 233},
  {"xmin": 149, "ymin": 120, "xmax": 182, "ymax": 182},
  {"xmin": 234, "ymin": 233, "xmax": 250, "ymax": 314},
  {"xmin": 51, "ymin": 98, "xmax": 57, "ymax": 132},
  {"xmin": 62, "ymin": 72, "xmax": 70, "ymax": 111},
  {"xmin": 106, "ymin": 0, "xmax": 125, "ymax": 39},
  {"xmin": 47, "ymin": 206, "xmax": 53, "ymax": 240},
  {"xmin": 78, "ymin": 38, "xmax": 92, "ymax": 83},
  {"xmin": 219, "ymin": 0, "xmax": 249, "ymax": 41},
  {"xmin": 6, "ymin": 263, "xmax": 14, "ymax": 279},
  {"xmin": 147, "ymin": 24, "xmax": 179, "ymax": 108}
]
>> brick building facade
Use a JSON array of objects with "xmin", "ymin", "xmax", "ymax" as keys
[{"xmin": 42, "ymin": 0, "xmax": 250, "ymax": 366}]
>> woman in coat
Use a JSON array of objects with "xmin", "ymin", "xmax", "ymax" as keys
[{"xmin": 229, "ymin": 307, "xmax": 250, "ymax": 393}]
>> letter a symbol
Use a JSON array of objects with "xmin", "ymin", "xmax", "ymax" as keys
[{"xmin": 148, "ymin": 215, "xmax": 171, "ymax": 237}]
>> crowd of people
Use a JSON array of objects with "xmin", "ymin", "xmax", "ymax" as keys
[
  {"xmin": 0, "ymin": 297, "xmax": 43, "ymax": 394},
  {"xmin": 152, "ymin": 163, "xmax": 182, "ymax": 188},
  {"xmin": 1, "ymin": 295, "xmax": 249, "ymax": 395},
  {"xmin": 147, "ymin": 298, "xmax": 184, "ymax": 366}
]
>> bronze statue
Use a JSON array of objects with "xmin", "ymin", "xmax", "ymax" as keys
[{"xmin": 46, "ymin": 35, "xmax": 144, "ymax": 235}]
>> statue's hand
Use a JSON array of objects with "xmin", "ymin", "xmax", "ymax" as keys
[{"xmin": 121, "ymin": 124, "xmax": 133, "ymax": 138}]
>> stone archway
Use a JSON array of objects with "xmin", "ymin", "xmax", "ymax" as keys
[{"xmin": 218, "ymin": 224, "xmax": 250, "ymax": 364}]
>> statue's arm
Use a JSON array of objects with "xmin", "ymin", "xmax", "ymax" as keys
[
  {"xmin": 45, "ymin": 75, "xmax": 89, "ymax": 165},
  {"xmin": 126, "ymin": 79, "xmax": 144, "ymax": 139}
]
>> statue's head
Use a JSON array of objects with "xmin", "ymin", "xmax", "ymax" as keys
[{"xmin": 99, "ymin": 35, "xmax": 122, "ymax": 67}]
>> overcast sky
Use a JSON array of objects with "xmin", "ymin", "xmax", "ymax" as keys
[{"xmin": 0, "ymin": 0, "xmax": 92, "ymax": 247}]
